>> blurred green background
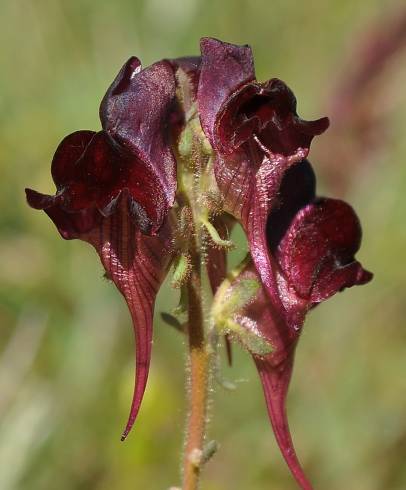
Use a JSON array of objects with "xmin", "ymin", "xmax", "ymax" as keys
[{"xmin": 1, "ymin": 1, "xmax": 406, "ymax": 489}]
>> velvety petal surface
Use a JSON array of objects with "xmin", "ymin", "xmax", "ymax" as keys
[
  {"xmin": 26, "ymin": 189, "xmax": 173, "ymax": 439},
  {"xmin": 86, "ymin": 198, "xmax": 173, "ymax": 440},
  {"xmin": 198, "ymin": 37, "xmax": 255, "ymax": 151},
  {"xmin": 224, "ymin": 265, "xmax": 311, "ymax": 489},
  {"xmin": 215, "ymin": 78, "xmax": 329, "ymax": 156},
  {"xmin": 26, "ymin": 187, "xmax": 102, "ymax": 239},
  {"xmin": 33, "ymin": 129, "xmax": 170, "ymax": 234},
  {"xmin": 100, "ymin": 57, "xmax": 178, "ymax": 232},
  {"xmin": 221, "ymin": 193, "xmax": 372, "ymax": 489},
  {"xmin": 247, "ymin": 152, "xmax": 310, "ymax": 317},
  {"xmin": 26, "ymin": 55, "xmax": 179, "ymax": 437},
  {"xmin": 51, "ymin": 130, "xmax": 96, "ymax": 187},
  {"xmin": 197, "ymin": 38, "xmax": 329, "ymax": 239},
  {"xmin": 276, "ymin": 198, "xmax": 373, "ymax": 303},
  {"xmin": 28, "ymin": 58, "xmax": 179, "ymax": 235}
]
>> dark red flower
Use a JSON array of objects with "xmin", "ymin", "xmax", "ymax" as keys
[
  {"xmin": 221, "ymin": 160, "xmax": 372, "ymax": 489},
  {"xmin": 197, "ymin": 38, "xmax": 330, "ymax": 315},
  {"xmin": 199, "ymin": 38, "xmax": 372, "ymax": 489},
  {"xmin": 197, "ymin": 38, "xmax": 328, "ymax": 219},
  {"xmin": 26, "ymin": 37, "xmax": 373, "ymax": 489},
  {"xmin": 26, "ymin": 56, "xmax": 178, "ymax": 440}
]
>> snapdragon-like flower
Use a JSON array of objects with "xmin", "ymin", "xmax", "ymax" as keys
[
  {"xmin": 214, "ymin": 160, "xmax": 372, "ymax": 489},
  {"xmin": 26, "ymin": 37, "xmax": 372, "ymax": 490},
  {"xmin": 26, "ymin": 57, "xmax": 177, "ymax": 440},
  {"xmin": 197, "ymin": 38, "xmax": 330, "ymax": 311}
]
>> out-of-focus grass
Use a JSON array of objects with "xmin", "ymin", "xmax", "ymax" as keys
[{"xmin": 1, "ymin": 1, "xmax": 405, "ymax": 489}]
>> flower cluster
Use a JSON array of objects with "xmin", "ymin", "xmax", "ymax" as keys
[{"xmin": 26, "ymin": 38, "xmax": 372, "ymax": 489}]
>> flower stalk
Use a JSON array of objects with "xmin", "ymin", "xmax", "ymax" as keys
[
  {"xmin": 183, "ymin": 255, "xmax": 210, "ymax": 490},
  {"xmin": 178, "ymin": 109, "xmax": 215, "ymax": 490}
]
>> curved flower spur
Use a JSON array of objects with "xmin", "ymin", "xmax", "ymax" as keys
[{"xmin": 26, "ymin": 38, "xmax": 372, "ymax": 489}]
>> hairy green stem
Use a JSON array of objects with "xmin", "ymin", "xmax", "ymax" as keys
[
  {"xmin": 180, "ymin": 128, "xmax": 213, "ymax": 489},
  {"xmin": 182, "ymin": 253, "xmax": 210, "ymax": 490}
]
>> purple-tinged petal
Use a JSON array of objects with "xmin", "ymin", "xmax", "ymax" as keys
[
  {"xmin": 225, "ymin": 264, "xmax": 312, "ymax": 489},
  {"xmin": 255, "ymin": 355, "xmax": 314, "ymax": 490},
  {"xmin": 213, "ymin": 78, "xmax": 328, "ymax": 156},
  {"xmin": 310, "ymin": 259, "xmax": 372, "ymax": 303},
  {"xmin": 25, "ymin": 188, "xmax": 58, "ymax": 210},
  {"xmin": 51, "ymin": 130, "xmax": 96, "ymax": 187},
  {"xmin": 102, "ymin": 56, "xmax": 142, "ymax": 98},
  {"xmin": 197, "ymin": 38, "xmax": 328, "ymax": 231},
  {"xmin": 198, "ymin": 38, "xmax": 328, "ymax": 229},
  {"xmin": 25, "ymin": 189, "xmax": 101, "ymax": 239},
  {"xmin": 247, "ymin": 151, "xmax": 309, "ymax": 320},
  {"xmin": 27, "ymin": 189, "xmax": 173, "ymax": 438},
  {"xmin": 27, "ymin": 54, "xmax": 180, "ymax": 435},
  {"xmin": 100, "ymin": 58, "xmax": 178, "ymax": 231},
  {"xmin": 213, "ymin": 146, "xmax": 257, "ymax": 222},
  {"xmin": 276, "ymin": 198, "xmax": 373, "ymax": 302},
  {"xmin": 44, "ymin": 128, "xmax": 171, "ymax": 234},
  {"xmin": 266, "ymin": 160, "xmax": 316, "ymax": 251},
  {"xmin": 84, "ymin": 197, "xmax": 173, "ymax": 440},
  {"xmin": 252, "ymin": 79, "xmax": 329, "ymax": 156},
  {"xmin": 198, "ymin": 37, "xmax": 255, "ymax": 150},
  {"xmin": 212, "ymin": 89, "xmax": 327, "ymax": 224}
]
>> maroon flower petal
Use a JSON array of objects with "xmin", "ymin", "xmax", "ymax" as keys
[
  {"xmin": 214, "ymin": 79, "xmax": 329, "ymax": 156},
  {"xmin": 198, "ymin": 37, "xmax": 255, "ymax": 151},
  {"xmin": 226, "ymin": 265, "xmax": 312, "ymax": 489},
  {"xmin": 26, "ymin": 55, "xmax": 180, "ymax": 438},
  {"xmin": 43, "ymin": 128, "xmax": 170, "ymax": 233},
  {"xmin": 25, "ymin": 188, "xmax": 58, "ymax": 210},
  {"xmin": 247, "ymin": 160, "xmax": 316, "ymax": 321},
  {"xmin": 310, "ymin": 259, "xmax": 372, "ymax": 303},
  {"xmin": 224, "ymin": 191, "xmax": 372, "ymax": 487},
  {"xmin": 51, "ymin": 130, "xmax": 96, "ymax": 187},
  {"xmin": 255, "ymin": 356, "xmax": 314, "ymax": 490},
  {"xmin": 26, "ymin": 190, "xmax": 173, "ymax": 439},
  {"xmin": 212, "ymin": 93, "xmax": 327, "ymax": 224},
  {"xmin": 198, "ymin": 38, "xmax": 328, "ymax": 158},
  {"xmin": 276, "ymin": 198, "xmax": 373, "ymax": 302},
  {"xmin": 25, "ymin": 189, "xmax": 101, "ymax": 239},
  {"xmin": 85, "ymin": 197, "xmax": 173, "ymax": 440},
  {"xmin": 246, "ymin": 151, "xmax": 309, "ymax": 319},
  {"xmin": 197, "ymin": 38, "xmax": 329, "ymax": 272},
  {"xmin": 100, "ymin": 57, "xmax": 177, "ymax": 231},
  {"xmin": 213, "ymin": 148, "xmax": 257, "ymax": 222},
  {"xmin": 32, "ymin": 54, "xmax": 180, "ymax": 237}
]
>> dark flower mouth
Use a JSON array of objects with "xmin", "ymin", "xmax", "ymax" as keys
[
  {"xmin": 237, "ymin": 80, "xmax": 296, "ymax": 123},
  {"xmin": 214, "ymin": 79, "xmax": 329, "ymax": 158},
  {"xmin": 266, "ymin": 160, "xmax": 316, "ymax": 251}
]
